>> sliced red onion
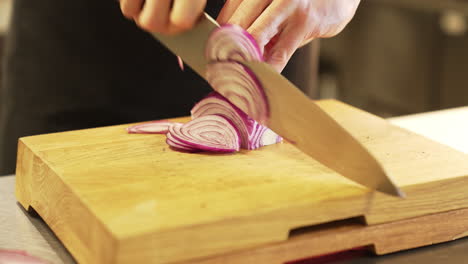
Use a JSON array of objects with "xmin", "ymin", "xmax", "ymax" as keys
[
  {"xmin": 260, "ymin": 127, "xmax": 283, "ymax": 146},
  {"xmin": 166, "ymin": 138, "xmax": 198, "ymax": 152},
  {"xmin": 248, "ymin": 122, "xmax": 265, "ymax": 150},
  {"xmin": 177, "ymin": 56, "xmax": 184, "ymax": 71},
  {"xmin": 191, "ymin": 92, "xmax": 281, "ymax": 150},
  {"xmin": 0, "ymin": 249, "xmax": 48, "ymax": 264},
  {"xmin": 206, "ymin": 24, "xmax": 263, "ymax": 62},
  {"xmin": 126, "ymin": 23, "xmax": 282, "ymax": 154},
  {"xmin": 166, "ymin": 123, "xmax": 199, "ymax": 152},
  {"xmin": 168, "ymin": 115, "xmax": 240, "ymax": 153},
  {"xmin": 191, "ymin": 92, "xmax": 255, "ymax": 149},
  {"xmin": 206, "ymin": 61, "xmax": 269, "ymax": 124},
  {"xmin": 127, "ymin": 121, "xmax": 177, "ymax": 134}
]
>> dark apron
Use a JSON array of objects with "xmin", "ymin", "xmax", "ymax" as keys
[{"xmin": 0, "ymin": 0, "xmax": 222, "ymax": 174}]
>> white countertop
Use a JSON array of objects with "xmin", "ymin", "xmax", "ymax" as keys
[{"xmin": 388, "ymin": 106, "xmax": 468, "ymax": 154}]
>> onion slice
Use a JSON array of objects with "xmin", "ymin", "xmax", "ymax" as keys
[
  {"xmin": 166, "ymin": 123, "xmax": 199, "ymax": 152},
  {"xmin": 191, "ymin": 92, "xmax": 281, "ymax": 150},
  {"xmin": 127, "ymin": 23, "xmax": 282, "ymax": 154},
  {"xmin": 191, "ymin": 92, "xmax": 255, "ymax": 149},
  {"xmin": 206, "ymin": 62, "xmax": 269, "ymax": 124},
  {"xmin": 166, "ymin": 138, "xmax": 198, "ymax": 152},
  {"xmin": 260, "ymin": 128, "xmax": 283, "ymax": 147},
  {"xmin": 168, "ymin": 115, "xmax": 240, "ymax": 153},
  {"xmin": 177, "ymin": 56, "xmax": 184, "ymax": 71},
  {"xmin": 0, "ymin": 249, "xmax": 48, "ymax": 264},
  {"xmin": 127, "ymin": 121, "xmax": 177, "ymax": 134},
  {"xmin": 206, "ymin": 24, "xmax": 263, "ymax": 62}
]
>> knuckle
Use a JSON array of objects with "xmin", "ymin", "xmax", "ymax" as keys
[
  {"xmin": 170, "ymin": 17, "xmax": 195, "ymax": 31},
  {"xmin": 120, "ymin": 0, "xmax": 141, "ymax": 19},
  {"xmin": 318, "ymin": 24, "xmax": 346, "ymax": 38},
  {"xmin": 138, "ymin": 16, "xmax": 164, "ymax": 33},
  {"xmin": 269, "ymin": 49, "xmax": 289, "ymax": 65},
  {"xmin": 248, "ymin": 29, "xmax": 267, "ymax": 47},
  {"xmin": 120, "ymin": 4, "xmax": 132, "ymax": 18}
]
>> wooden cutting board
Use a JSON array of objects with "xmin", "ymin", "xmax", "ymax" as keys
[{"xmin": 15, "ymin": 100, "xmax": 468, "ymax": 264}]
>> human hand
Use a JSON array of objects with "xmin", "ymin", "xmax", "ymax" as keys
[
  {"xmin": 120, "ymin": 0, "xmax": 207, "ymax": 34},
  {"xmin": 217, "ymin": 0, "xmax": 361, "ymax": 72}
]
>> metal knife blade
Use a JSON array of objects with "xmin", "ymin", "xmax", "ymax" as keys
[
  {"xmin": 151, "ymin": 14, "xmax": 404, "ymax": 197},
  {"xmin": 152, "ymin": 14, "xmax": 219, "ymax": 78},
  {"xmin": 243, "ymin": 61, "xmax": 404, "ymax": 197}
]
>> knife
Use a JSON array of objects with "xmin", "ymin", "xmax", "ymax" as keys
[{"xmin": 152, "ymin": 14, "xmax": 404, "ymax": 197}]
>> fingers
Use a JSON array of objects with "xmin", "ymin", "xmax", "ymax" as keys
[
  {"xmin": 171, "ymin": 0, "xmax": 207, "ymax": 32},
  {"xmin": 220, "ymin": 0, "xmax": 271, "ymax": 29},
  {"xmin": 120, "ymin": 0, "xmax": 145, "ymax": 19},
  {"xmin": 264, "ymin": 23, "xmax": 305, "ymax": 72},
  {"xmin": 131, "ymin": 0, "xmax": 206, "ymax": 34},
  {"xmin": 247, "ymin": 0, "xmax": 296, "ymax": 48},
  {"xmin": 136, "ymin": 0, "xmax": 171, "ymax": 33},
  {"xmin": 299, "ymin": 36, "xmax": 314, "ymax": 48},
  {"xmin": 217, "ymin": 0, "xmax": 242, "ymax": 24},
  {"xmin": 218, "ymin": 0, "xmax": 300, "ymax": 71}
]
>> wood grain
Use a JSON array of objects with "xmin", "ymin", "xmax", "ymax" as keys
[
  {"xmin": 245, "ymin": 61, "xmax": 402, "ymax": 196},
  {"xmin": 15, "ymin": 100, "xmax": 468, "ymax": 264},
  {"xmin": 182, "ymin": 208, "xmax": 468, "ymax": 264}
]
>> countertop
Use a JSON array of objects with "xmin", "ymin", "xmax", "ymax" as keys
[{"xmin": 1, "ymin": 106, "xmax": 467, "ymax": 264}]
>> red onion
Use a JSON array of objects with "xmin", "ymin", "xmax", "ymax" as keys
[
  {"xmin": 260, "ymin": 127, "xmax": 283, "ymax": 146},
  {"xmin": 205, "ymin": 24, "xmax": 263, "ymax": 62},
  {"xmin": 191, "ymin": 92, "xmax": 281, "ymax": 150},
  {"xmin": 165, "ymin": 123, "xmax": 198, "ymax": 152},
  {"xmin": 177, "ymin": 56, "xmax": 184, "ymax": 71},
  {"xmin": 168, "ymin": 115, "xmax": 240, "ymax": 153},
  {"xmin": 127, "ymin": 121, "xmax": 177, "ymax": 134},
  {"xmin": 0, "ymin": 249, "xmax": 48, "ymax": 264},
  {"xmin": 206, "ymin": 61, "xmax": 269, "ymax": 124},
  {"xmin": 127, "ymin": 92, "xmax": 280, "ymax": 152},
  {"xmin": 191, "ymin": 92, "xmax": 255, "ymax": 148},
  {"xmin": 127, "ymin": 24, "xmax": 281, "ymax": 153}
]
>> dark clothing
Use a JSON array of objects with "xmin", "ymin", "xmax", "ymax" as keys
[{"xmin": 0, "ymin": 1, "xmax": 222, "ymax": 175}]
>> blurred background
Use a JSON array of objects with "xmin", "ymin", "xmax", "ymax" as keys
[
  {"xmin": 0, "ymin": 0, "xmax": 467, "ymax": 176},
  {"xmin": 1, "ymin": 0, "xmax": 467, "ymax": 117},
  {"xmin": 0, "ymin": 0, "xmax": 467, "ymax": 117},
  {"xmin": 287, "ymin": 0, "xmax": 468, "ymax": 117},
  {"xmin": 0, "ymin": 0, "xmax": 11, "ymax": 88}
]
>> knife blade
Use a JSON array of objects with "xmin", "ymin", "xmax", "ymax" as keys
[
  {"xmin": 152, "ymin": 14, "xmax": 404, "ymax": 197},
  {"xmin": 153, "ymin": 14, "xmax": 219, "ymax": 78}
]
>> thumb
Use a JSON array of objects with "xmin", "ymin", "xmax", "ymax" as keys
[{"xmin": 264, "ymin": 24, "xmax": 304, "ymax": 72}]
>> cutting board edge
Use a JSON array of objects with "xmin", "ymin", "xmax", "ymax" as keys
[
  {"xmin": 15, "ymin": 139, "xmax": 120, "ymax": 264},
  {"xmin": 111, "ymin": 173, "xmax": 468, "ymax": 263},
  {"xmin": 14, "ymin": 99, "xmax": 465, "ymax": 263},
  {"xmin": 169, "ymin": 207, "xmax": 468, "ymax": 264}
]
